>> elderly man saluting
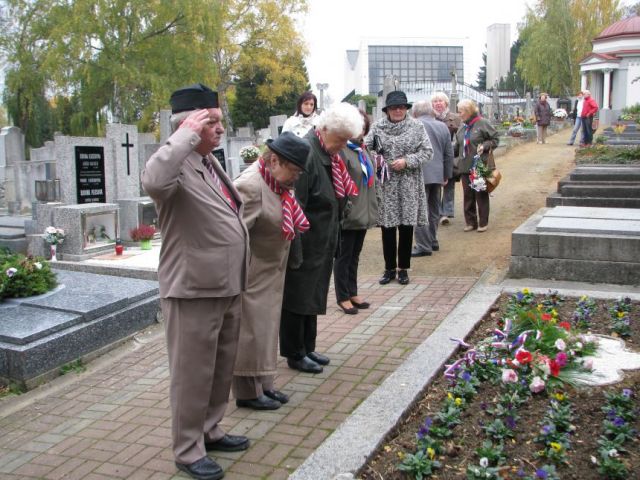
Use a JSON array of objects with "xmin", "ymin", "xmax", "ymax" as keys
[{"xmin": 142, "ymin": 84, "xmax": 250, "ymax": 480}]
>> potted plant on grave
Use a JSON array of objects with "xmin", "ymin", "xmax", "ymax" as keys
[
  {"xmin": 0, "ymin": 249, "xmax": 57, "ymax": 301},
  {"xmin": 508, "ymin": 124, "xmax": 525, "ymax": 137},
  {"xmin": 129, "ymin": 224, "xmax": 156, "ymax": 250},
  {"xmin": 239, "ymin": 145, "xmax": 260, "ymax": 164}
]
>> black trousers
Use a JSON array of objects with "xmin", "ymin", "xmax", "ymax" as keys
[
  {"xmin": 333, "ymin": 229, "xmax": 367, "ymax": 302},
  {"xmin": 279, "ymin": 309, "xmax": 317, "ymax": 360},
  {"xmin": 583, "ymin": 116, "xmax": 594, "ymax": 144},
  {"xmin": 381, "ymin": 225, "xmax": 413, "ymax": 270}
]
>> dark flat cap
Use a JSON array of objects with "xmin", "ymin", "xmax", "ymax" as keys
[
  {"xmin": 266, "ymin": 132, "xmax": 310, "ymax": 171},
  {"xmin": 170, "ymin": 83, "xmax": 219, "ymax": 113}
]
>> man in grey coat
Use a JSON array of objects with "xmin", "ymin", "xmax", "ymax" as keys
[{"xmin": 411, "ymin": 101, "xmax": 454, "ymax": 257}]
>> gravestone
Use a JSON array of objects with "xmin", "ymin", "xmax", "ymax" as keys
[
  {"xmin": 118, "ymin": 197, "xmax": 158, "ymax": 242},
  {"xmin": 0, "ymin": 126, "xmax": 26, "ymax": 213},
  {"xmin": 0, "ymin": 270, "xmax": 159, "ymax": 388},
  {"xmin": 159, "ymin": 109, "xmax": 172, "ymax": 144},
  {"xmin": 510, "ymin": 206, "xmax": 640, "ymax": 284},
  {"xmin": 269, "ymin": 115, "xmax": 287, "ymax": 140}
]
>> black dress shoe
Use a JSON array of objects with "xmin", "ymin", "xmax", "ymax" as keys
[
  {"xmin": 398, "ymin": 269, "xmax": 409, "ymax": 285},
  {"xmin": 379, "ymin": 269, "xmax": 396, "ymax": 285},
  {"xmin": 287, "ymin": 356, "xmax": 323, "ymax": 373},
  {"xmin": 432, "ymin": 245, "xmax": 439, "ymax": 251},
  {"xmin": 337, "ymin": 302, "xmax": 358, "ymax": 315},
  {"xmin": 264, "ymin": 389, "xmax": 289, "ymax": 404},
  {"xmin": 411, "ymin": 250, "xmax": 432, "ymax": 257},
  {"xmin": 176, "ymin": 456, "xmax": 223, "ymax": 480},
  {"xmin": 351, "ymin": 300, "xmax": 370, "ymax": 309},
  {"xmin": 236, "ymin": 394, "xmax": 281, "ymax": 410},
  {"xmin": 205, "ymin": 434, "xmax": 250, "ymax": 452},
  {"xmin": 307, "ymin": 351, "xmax": 330, "ymax": 365}
]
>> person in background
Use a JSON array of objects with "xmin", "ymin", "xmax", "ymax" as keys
[
  {"xmin": 431, "ymin": 92, "xmax": 461, "ymax": 226},
  {"xmin": 334, "ymin": 109, "xmax": 378, "ymax": 315},
  {"xmin": 580, "ymin": 90, "xmax": 599, "ymax": 146},
  {"xmin": 280, "ymin": 103, "xmax": 363, "ymax": 374},
  {"xmin": 567, "ymin": 91, "xmax": 584, "ymax": 146},
  {"xmin": 411, "ymin": 101, "xmax": 453, "ymax": 258},
  {"xmin": 455, "ymin": 99, "xmax": 499, "ymax": 233},
  {"xmin": 534, "ymin": 92, "xmax": 553, "ymax": 144},
  {"xmin": 365, "ymin": 90, "xmax": 432, "ymax": 286},
  {"xmin": 282, "ymin": 91, "xmax": 319, "ymax": 138},
  {"xmin": 232, "ymin": 132, "xmax": 310, "ymax": 411},
  {"xmin": 142, "ymin": 84, "xmax": 250, "ymax": 480}
]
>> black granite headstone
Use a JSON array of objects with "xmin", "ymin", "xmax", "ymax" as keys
[
  {"xmin": 212, "ymin": 148, "xmax": 226, "ymax": 173},
  {"xmin": 75, "ymin": 146, "xmax": 106, "ymax": 203}
]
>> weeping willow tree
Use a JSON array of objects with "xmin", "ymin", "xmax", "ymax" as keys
[{"xmin": 516, "ymin": 0, "xmax": 623, "ymax": 96}]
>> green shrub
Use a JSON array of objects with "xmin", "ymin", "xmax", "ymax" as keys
[
  {"xmin": 0, "ymin": 252, "xmax": 57, "ymax": 300},
  {"xmin": 622, "ymin": 103, "xmax": 640, "ymax": 115},
  {"xmin": 575, "ymin": 145, "xmax": 640, "ymax": 164}
]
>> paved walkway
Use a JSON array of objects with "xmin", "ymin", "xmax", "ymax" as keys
[{"xmin": 0, "ymin": 275, "xmax": 475, "ymax": 479}]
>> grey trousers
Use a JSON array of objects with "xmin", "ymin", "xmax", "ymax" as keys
[
  {"xmin": 162, "ymin": 295, "xmax": 241, "ymax": 464},
  {"xmin": 440, "ymin": 179, "xmax": 455, "ymax": 217},
  {"xmin": 414, "ymin": 183, "xmax": 442, "ymax": 253},
  {"xmin": 232, "ymin": 375, "xmax": 275, "ymax": 400}
]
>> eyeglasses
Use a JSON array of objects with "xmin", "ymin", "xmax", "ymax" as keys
[{"xmin": 387, "ymin": 105, "xmax": 407, "ymax": 111}]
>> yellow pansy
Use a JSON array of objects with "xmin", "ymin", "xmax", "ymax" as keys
[
  {"xmin": 618, "ymin": 311, "xmax": 625, "ymax": 318},
  {"xmin": 550, "ymin": 442, "xmax": 562, "ymax": 452},
  {"xmin": 554, "ymin": 393, "xmax": 565, "ymax": 401},
  {"xmin": 523, "ymin": 288, "xmax": 530, "ymax": 294},
  {"xmin": 448, "ymin": 392, "xmax": 454, "ymax": 400},
  {"xmin": 455, "ymin": 397, "xmax": 462, "ymax": 406},
  {"xmin": 427, "ymin": 447, "xmax": 435, "ymax": 459}
]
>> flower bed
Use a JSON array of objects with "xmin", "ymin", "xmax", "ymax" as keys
[
  {"xmin": 575, "ymin": 145, "xmax": 640, "ymax": 165},
  {"xmin": 359, "ymin": 291, "xmax": 639, "ymax": 479}
]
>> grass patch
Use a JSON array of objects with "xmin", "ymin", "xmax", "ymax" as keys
[
  {"xmin": 59, "ymin": 359, "xmax": 86, "ymax": 375},
  {"xmin": 0, "ymin": 382, "xmax": 25, "ymax": 398}
]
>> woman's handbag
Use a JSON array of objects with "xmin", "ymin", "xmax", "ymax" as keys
[
  {"xmin": 486, "ymin": 169, "xmax": 502, "ymax": 193},
  {"xmin": 484, "ymin": 147, "xmax": 501, "ymax": 193},
  {"xmin": 452, "ymin": 156, "xmax": 462, "ymax": 177}
]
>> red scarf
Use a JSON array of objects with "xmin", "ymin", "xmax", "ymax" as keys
[
  {"xmin": 463, "ymin": 115, "xmax": 482, "ymax": 157},
  {"xmin": 315, "ymin": 130, "xmax": 359, "ymax": 199},
  {"xmin": 259, "ymin": 158, "xmax": 310, "ymax": 241}
]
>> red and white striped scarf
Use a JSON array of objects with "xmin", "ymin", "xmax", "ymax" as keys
[
  {"xmin": 315, "ymin": 130, "xmax": 359, "ymax": 199},
  {"xmin": 258, "ymin": 158, "xmax": 310, "ymax": 241}
]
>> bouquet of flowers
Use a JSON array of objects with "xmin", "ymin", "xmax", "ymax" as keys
[
  {"xmin": 469, "ymin": 155, "xmax": 490, "ymax": 192},
  {"xmin": 553, "ymin": 108, "xmax": 568, "ymax": 119},
  {"xmin": 239, "ymin": 145, "xmax": 260, "ymax": 163},
  {"xmin": 44, "ymin": 226, "xmax": 65, "ymax": 245},
  {"xmin": 129, "ymin": 224, "xmax": 156, "ymax": 241}
]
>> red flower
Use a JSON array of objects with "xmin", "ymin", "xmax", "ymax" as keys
[
  {"xmin": 541, "ymin": 313, "xmax": 552, "ymax": 322},
  {"xmin": 549, "ymin": 359, "xmax": 560, "ymax": 377},
  {"xmin": 515, "ymin": 350, "xmax": 533, "ymax": 364},
  {"xmin": 558, "ymin": 321, "xmax": 571, "ymax": 331}
]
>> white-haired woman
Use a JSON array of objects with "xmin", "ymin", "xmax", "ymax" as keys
[
  {"xmin": 455, "ymin": 99, "xmax": 499, "ymax": 232},
  {"xmin": 365, "ymin": 91, "xmax": 432, "ymax": 286},
  {"xmin": 431, "ymin": 92, "xmax": 461, "ymax": 225},
  {"xmin": 281, "ymin": 103, "xmax": 364, "ymax": 374}
]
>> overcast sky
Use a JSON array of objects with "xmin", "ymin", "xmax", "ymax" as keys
[{"xmin": 297, "ymin": 0, "xmax": 531, "ymax": 102}]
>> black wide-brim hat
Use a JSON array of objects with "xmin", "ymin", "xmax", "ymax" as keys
[
  {"xmin": 170, "ymin": 83, "xmax": 219, "ymax": 113},
  {"xmin": 266, "ymin": 132, "xmax": 310, "ymax": 171},
  {"xmin": 382, "ymin": 90, "xmax": 412, "ymax": 113}
]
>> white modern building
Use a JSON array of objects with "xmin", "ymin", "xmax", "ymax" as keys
[
  {"xmin": 486, "ymin": 24, "xmax": 511, "ymax": 88},
  {"xmin": 580, "ymin": 16, "xmax": 640, "ymax": 126},
  {"xmin": 344, "ymin": 37, "xmax": 465, "ymax": 96}
]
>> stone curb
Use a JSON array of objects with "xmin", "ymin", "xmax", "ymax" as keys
[{"xmin": 289, "ymin": 273, "xmax": 502, "ymax": 480}]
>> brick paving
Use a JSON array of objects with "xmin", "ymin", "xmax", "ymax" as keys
[{"xmin": 0, "ymin": 275, "xmax": 474, "ymax": 479}]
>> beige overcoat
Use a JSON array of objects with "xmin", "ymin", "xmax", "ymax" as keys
[{"xmin": 233, "ymin": 161, "xmax": 291, "ymax": 376}]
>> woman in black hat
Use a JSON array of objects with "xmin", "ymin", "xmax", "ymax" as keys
[
  {"xmin": 365, "ymin": 91, "xmax": 433, "ymax": 285},
  {"xmin": 232, "ymin": 132, "xmax": 310, "ymax": 410}
]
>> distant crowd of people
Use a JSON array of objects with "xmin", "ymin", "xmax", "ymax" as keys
[{"xmin": 143, "ymin": 83, "xmax": 503, "ymax": 480}]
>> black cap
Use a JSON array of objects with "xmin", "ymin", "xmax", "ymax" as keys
[
  {"xmin": 266, "ymin": 132, "xmax": 310, "ymax": 171},
  {"xmin": 382, "ymin": 90, "xmax": 412, "ymax": 113},
  {"xmin": 170, "ymin": 83, "xmax": 219, "ymax": 113}
]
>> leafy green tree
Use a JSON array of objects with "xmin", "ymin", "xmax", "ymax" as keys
[
  {"xmin": 230, "ymin": 55, "xmax": 310, "ymax": 130},
  {"xmin": 476, "ymin": 51, "xmax": 487, "ymax": 90},
  {"xmin": 516, "ymin": 0, "xmax": 622, "ymax": 96}
]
